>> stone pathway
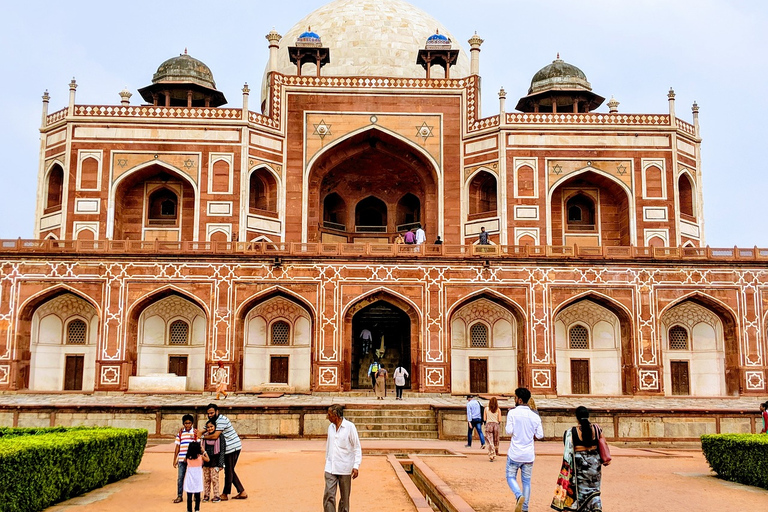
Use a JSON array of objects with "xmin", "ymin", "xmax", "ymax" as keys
[
  {"xmin": 44, "ymin": 438, "xmax": 768, "ymax": 512},
  {"xmin": 0, "ymin": 391, "xmax": 762, "ymax": 411}
]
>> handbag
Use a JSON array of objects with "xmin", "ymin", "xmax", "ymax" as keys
[{"xmin": 596, "ymin": 425, "xmax": 611, "ymax": 465}]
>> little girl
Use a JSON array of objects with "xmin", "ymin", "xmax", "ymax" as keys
[
  {"xmin": 201, "ymin": 420, "xmax": 226, "ymax": 502},
  {"xmin": 184, "ymin": 440, "xmax": 210, "ymax": 512}
]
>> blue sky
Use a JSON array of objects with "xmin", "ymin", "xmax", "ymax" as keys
[{"xmin": 1, "ymin": 0, "xmax": 765, "ymax": 246}]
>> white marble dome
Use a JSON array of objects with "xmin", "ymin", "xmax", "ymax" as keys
[{"xmin": 262, "ymin": 0, "xmax": 471, "ymax": 98}]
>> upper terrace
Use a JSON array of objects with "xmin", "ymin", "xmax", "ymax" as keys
[{"xmin": 1, "ymin": 239, "xmax": 765, "ymax": 264}]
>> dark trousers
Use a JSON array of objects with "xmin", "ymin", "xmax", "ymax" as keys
[
  {"xmin": 467, "ymin": 418, "xmax": 486, "ymax": 446},
  {"xmin": 176, "ymin": 460, "xmax": 187, "ymax": 497},
  {"xmin": 323, "ymin": 472, "xmax": 352, "ymax": 512},
  {"xmin": 186, "ymin": 492, "xmax": 200, "ymax": 512},
  {"xmin": 396, "ymin": 385, "xmax": 405, "ymax": 399},
  {"xmin": 370, "ymin": 374, "xmax": 376, "ymax": 388},
  {"xmin": 223, "ymin": 450, "xmax": 244, "ymax": 495}
]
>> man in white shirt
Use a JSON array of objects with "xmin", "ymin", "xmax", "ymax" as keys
[
  {"xmin": 415, "ymin": 225, "xmax": 426, "ymax": 245},
  {"xmin": 324, "ymin": 404, "xmax": 362, "ymax": 512},
  {"xmin": 505, "ymin": 387, "xmax": 543, "ymax": 512}
]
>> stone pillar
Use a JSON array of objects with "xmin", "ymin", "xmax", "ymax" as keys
[
  {"xmin": 468, "ymin": 32, "xmax": 483, "ymax": 76},
  {"xmin": 242, "ymin": 83, "xmax": 250, "ymax": 114},
  {"xmin": 41, "ymin": 90, "xmax": 50, "ymax": 127},
  {"xmin": 498, "ymin": 87, "xmax": 506, "ymax": 117},
  {"xmin": 266, "ymin": 29, "xmax": 282, "ymax": 73},
  {"xmin": 692, "ymin": 101, "xmax": 700, "ymax": 137},
  {"xmin": 67, "ymin": 78, "xmax": 77, "ymax": 116},
  {"xmin": 668, "ymin": 87, "xmax": 676, "ymax": 123},
  {"xmin": 607, "ymin": 95, "xmax": 619, "ymax": 114},
  {"xmin": 187, "ymin": 90, "xmax": 193, "ymax": 108},
  {"xmin": 119, "ymin": 88, "xmax": 132, "ymax": 106}
]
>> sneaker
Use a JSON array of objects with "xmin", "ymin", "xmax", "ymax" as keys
[
  {"xmin": 515, "ymin": 495, "xmax": 525, "ymax": 512},
  {"xmin": 212, "ymin": 497, "xmax": 221, "ymax": 503},
  {"xmin": 481, "ymin": 444, "xmax": 486, "ymax": 449},
  {"xmin": 464, "ymin": 444, "xmax": 471, "ymax": 448},
  {"xmin": 203, "ymin": 497, "xmax": 210, "ymax": 502},
  {"xmin": 173, "ymin": 496, "xmax": 183, "ymax": 504}
]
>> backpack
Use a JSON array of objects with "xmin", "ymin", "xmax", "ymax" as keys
[
  {"xmin": 478, "ymin": 400, "xmax": 485, "ymax": 424},
  {"xmin": 371, "ymin": 362, "xmax": 379, "ymax": 374}
]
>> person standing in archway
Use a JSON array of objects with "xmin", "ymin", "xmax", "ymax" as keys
[
  {"xmin": 393, "ymin": 363, "xmax": 409, "ymax": 400},
  {"xmin": 368, "ymin": 359, "xmax": 379, "ymax": 390},
  {"xmin": 478, "ymin": 226, "xmax": 490, "ymax": 245},
  {"xmin": 374, "ymin": 364, "xmax": 388, "ymax": 399},
  {"xmin": 415, "ymin": 225, "xmax": 426, "ymax": 245}
]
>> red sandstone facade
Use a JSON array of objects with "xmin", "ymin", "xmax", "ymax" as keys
[{"xmin": 3, "ymin": 1, "xmax": 763, "ymax": 398}]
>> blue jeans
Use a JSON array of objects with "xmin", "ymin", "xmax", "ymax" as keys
[
  {"xmin": 176, "ymin": 460, "xmax": 187, "ymax": 497},
  {"xmin": 467, "ymin": 419, "xmax": 486, "ymax": 446},
  {"xmin": 506, "ymin": 457, "xmax": 533, "ymax": 511}
]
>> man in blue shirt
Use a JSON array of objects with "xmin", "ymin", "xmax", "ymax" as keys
[{"xmin": 465, "ymin": 395, "xmax": 486, "ymax": 448}]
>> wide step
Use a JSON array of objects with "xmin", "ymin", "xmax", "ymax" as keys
[{"xmin": 344, "ymin": 405, "xmax": 438, "ymax": 439}]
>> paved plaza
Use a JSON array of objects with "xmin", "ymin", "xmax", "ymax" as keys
[{"xmin": 44, "ymin": 437, "xmax": 768, "ymax": 512}]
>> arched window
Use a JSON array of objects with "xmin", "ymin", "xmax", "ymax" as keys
[
  {"xmin": 469, "ymin": 171, "xmax": 498, "ymax": 216},
  {"xmin": 669, "ymin": 325, "xmax": 689, "ymax": 350},
  {"xmin": 568, "ymin": 325, "xmax": 589, "ymax": 349},
  {"xmin": 80, "ymin": 158, "xmax": 99, "ymax": 189},
  {"xmin": 168, "ymin": 320, "xmax": 189, "ymax": 345},
  {"xmin": 644, "ymin": 165, "xmax": 663, "ymax": 198},
  {"xmin": 355, "ymin": 196, "xmax": 387, "ymax": 232},
  {"xmin": 323, "ymin": 192, "xmax": 347, "ymax": 230},
  {"xmin": 66, "ymin": 319, "xmax": 87, "ymax": 345},
  {"xmin": 271, "ymin": 321, "xmax": 290, "ymax": 345},
  {"xmin": 516, "ymin": 165, "xmax": 535, "ymax": 197},
  {"xmin": 147, "ymin": 188, "xmax": 178, "ymax": 224},
  {"xmin": 678, "ymin": 174, "xmax": 695, "ymax": 218},
  {"xmin": 396, "ymin": 193, "xmax": 421, "ymax": 230},
  {"xmin": 211, "ymin": 160, "xmax": 230, "ymax": 193},
  {"xmin": 45, "ymin": 164, "xmax": 64, "ymax": 213},
  {"xmin": 565, "ymin": 193, "xmax": 596, "ymax": 231},
  {"xmin": 469, "ymin": 323, "xmax": 488, "ymax": 348},
  {"xmin": 249, "ymin": 168, "xmax": 278, "ymax": 214}
]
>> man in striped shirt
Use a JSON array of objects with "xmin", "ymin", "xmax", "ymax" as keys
[
  {"xmin": 172, "ymin": 414, "xmax": 197, "ymax": 503},
  {"xmin": 204, "ymin": 403, "xmax": 247, "ymax": 501}
]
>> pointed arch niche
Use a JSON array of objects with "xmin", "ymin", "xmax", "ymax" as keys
[
  {"xmin": 28, "ymin": 293, "xmax": 99, "ymax": 391},
  {"xmin": 112, "ymin": 164, "xmax": 196, "ymax": 241},
  {"xmin": 127, "ymin": 290, "xmax": 208, "ymax": 391},
  {"xmin": 240, "ymin": 294, "xmax": 312, "ymax": 392},
  {"xmin": 553, "ymin": 296, "xmax": 635, "ymax": 395},
  {"xmin": 449, "ymin": 294, "xmax": 524, "ymax": 394},
  {"xmin": 307, "ymin": 128, "xmax": 438, "ymax": 243}
]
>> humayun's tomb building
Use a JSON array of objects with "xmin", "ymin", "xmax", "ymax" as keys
[{"xmin": 2, "ymin": 0, "xmax": 767, "ymax": 402}]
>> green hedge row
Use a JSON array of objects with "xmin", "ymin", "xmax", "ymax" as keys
[
  {"xmin": 0, "ymin": 427, "xmax": 148, "ymax": 512},
  {"xmin": 701, "ymin": 433, "xmax": 768, "ymax": 489}
]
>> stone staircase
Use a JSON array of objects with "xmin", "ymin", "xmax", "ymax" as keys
[{"xmin": 343, "ymin": 405, "xmax": 438, "ymax": 439}]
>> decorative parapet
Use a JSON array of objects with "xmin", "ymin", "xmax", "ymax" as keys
[
  {"xmin": 72, "ymin": 105, "xmax": 243, "ymax": 120},
  {"xmin": 0, "ymin": 239, "xmax": 766, "ymax": 263},
  {"xmin": 45, "ymin": 107, "xmax": 68, "ymax": 126},
  {"xmin": 506, "ymin": 112, "xmax": 671, "ymax": 126}
]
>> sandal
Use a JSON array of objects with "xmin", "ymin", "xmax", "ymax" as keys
[{"xmin": 233, "ymin": 493, "xmax": 248, "ymax": 499}]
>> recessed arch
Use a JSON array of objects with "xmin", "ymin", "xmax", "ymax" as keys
[
  {"xmin": 305, "ymin": 126, "xmax": 442, "ymax": 243},
  {"xmin": 553, "ymin": 291, "xmax": 635, "ymax": 395}
]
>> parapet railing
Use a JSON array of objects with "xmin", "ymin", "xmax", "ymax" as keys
[{"xmin": 1, "ymin": 239, "xmax": 767, "ymax": 263}]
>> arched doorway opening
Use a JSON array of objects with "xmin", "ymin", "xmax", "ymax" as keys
[
  {"xmin": 308, "ymin": 128, "xmax": 438, "ymax": 243},
  {"xmin": 344, "ymin": 292, "xmax": 420, "ymax": 391}
]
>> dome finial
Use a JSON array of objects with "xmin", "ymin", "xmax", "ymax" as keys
[
  {"xmin": 556, "ymin": 52, "xmax": 560, "ymax": 60},
  {"xmin": 184, "ymin": 47, "xmax": 188, "ymax": 55}
]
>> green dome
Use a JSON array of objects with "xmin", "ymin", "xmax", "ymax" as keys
[
  {"xmin": 529, "ymin": 57, "xmax": 592, "ymax": 94},
  {"xmin": 152, "ymin": 53, "xmax": 217, "ymax": 90}
]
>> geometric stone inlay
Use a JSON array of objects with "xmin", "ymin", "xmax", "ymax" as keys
[
  {"xmin": 745, "ymin": 370, "xmax": 765, "ymax": 391},
  {"xmin": 100, "ymin": 365, "xmax": 121, "ymax": 385},
  {"xmin": 318, "ymin": 367, "xmax": 337, "ymax": 386},
  {"xmin": 425, "ymin": 367, "xmax": 444, "ymax": 387},
  {"xmin": 638, "ymin": 370, "xmax": 659, "ymax": 391},
  {"xmin": 531, "ymin": 369, "xmax": 551, "ymax": 388},
  {"xmin": 0, "ymin": 365, "xmax": 9, "ymax": 385}
]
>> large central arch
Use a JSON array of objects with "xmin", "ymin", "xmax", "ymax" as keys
[
  {"xmin": 343, "ymin": 291, "xmax": 421, "ymax": 391},
  {"xmin": 306, "ymin": 128, "xmax": 440, "ymax": 243}
]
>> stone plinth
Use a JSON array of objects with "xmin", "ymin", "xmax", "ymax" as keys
[{"xmin": 128, "ymin": 373, "xmax": 187, "ymax": 392}]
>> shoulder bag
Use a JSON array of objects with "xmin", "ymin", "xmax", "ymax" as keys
[{"xmin": 595, "ymin": 424, "xmax": 611, "ymax": 465}]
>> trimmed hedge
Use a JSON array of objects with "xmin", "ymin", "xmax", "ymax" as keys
[
  {"xmin": 0, "ymin": 427, "xmax": 147, "ymax": 512},
  {"xmin": 701, "ymin": 433, "xmax": 768, "ymax": 489}
]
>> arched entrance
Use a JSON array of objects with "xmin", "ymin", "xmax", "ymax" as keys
[
  {"xmin": 308, "ymin": 128, "xmax": 439, "ymax": 243},
  {"xmin": 344, "ymin": 292, "xmax": 419, "ymax": 391}
]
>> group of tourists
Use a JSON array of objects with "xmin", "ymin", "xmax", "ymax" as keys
[
  {"xmin": 466, "ymin": 389, "xmax": 610, "ymax": 512},
  {"xmin": 367, "ymin": 360, "xmax": 409, "ymax": 399},
  {"xmin": 172, "ymin": 403, "xmax": 246, "ymax": 512},
  {"xmin": 393, "ymin": 225, "xmax": 443, "ymax": 245}
]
